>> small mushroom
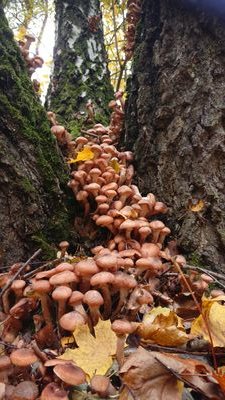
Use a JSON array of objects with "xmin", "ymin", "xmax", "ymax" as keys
[
  {"xmin": 53, "ymin": 363, "xmax": 86, "ymax": 386},
  {"xmin": 83, "ymin": 290, "xmax": 104, "ymax": 326},
  {"xmin": 90, "ymin": 375, "xmax": 116, "ymax": 398},
  {"xmin": 52, "ymin": 286, "xmax": 72, "ymax": 320},
  {"xmin": 59, "ymin": 311, "xmax": 86, "ymax": 331},
  {"xmin": 90, "ymin": 272, "xmax": 115, "ymax": 319},
  {"xmin": 41, "ymin": 382, "xmax": 69, "ymax": 400},
  {"xmin": 111, "ymin": 320, "xmax": 137, "ymax": 367}
]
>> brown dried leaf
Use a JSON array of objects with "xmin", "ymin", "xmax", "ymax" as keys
[
  {"xmin": 137, "ymin": 307, "xmax": 192, "ymax": 346},
  {"xmin": 120, "ymin": 347, "xmax": 182, "ymax": 400}
]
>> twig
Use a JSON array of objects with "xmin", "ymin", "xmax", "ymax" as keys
[
  {"xmin": 173, "ymin": 259, "xmax": 218, "ymax": 372},
  {"xmin": 143, "ymin": 343, "xmax": 225, "ymax": 357},
  {"xmin": 185, "ymin": 264, "xmax": 225, "ymax": 291},
  {"xmin": 23, "ymin": 258, "xmax": 61, "ymax": 279},
  {"xmin": 0, "ymin": 249, "xmax": 42, "ymax": 298},
  {"xmin": 185, "ymin": 264, "xmax": 225, "ymax": 282},
  {"xmin": 81, "ymin": 130, "xmax": 99, "ymax": 139}
]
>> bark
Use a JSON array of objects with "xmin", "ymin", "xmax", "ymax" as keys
[
  {"xmin": 0, "ymin": 4, "xmax": 73, "ymax": 266},
  {"xmin": 46, "ymin": 0, "xmax": 114, "ymax": 133},
  {"xmin": 123, "ymin": 0, "xmax": 225, "ymax": 271}
]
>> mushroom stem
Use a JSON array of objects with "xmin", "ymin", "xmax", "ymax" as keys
[{"xmin": 101, "ymin": 286, "xmax": 112, "ymax": 319}]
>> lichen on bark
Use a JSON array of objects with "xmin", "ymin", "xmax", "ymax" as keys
[
  {"xmin": 123, "ymin": 0, "xmax": 225, "ymax": 271},
  {"xmin": 46, "ymin": 0, "xmax": 114, "ymax": 132},
  {"xmin": 0, "ymin": 5, "xmax": 73, "ymax": 265}
]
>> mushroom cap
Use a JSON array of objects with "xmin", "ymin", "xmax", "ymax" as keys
[
  {"xmin": 75, "ymin": 136, "xmax": 88, "ymax": 145},
  {"xmin": 149, "ymin": 220, "xmax": 165, "ymax": 231},
  {"xmin": 31, "ymin": 280, "xmax": 52, "ymax": 294},
  {"xmin": 10, "ymin": 349, "xmax": 38, "ymax": 366},
  {"xmin": 49, "ymin": 271, "xmax": 78, "ymax": 286},
  {"xmin": 95, "ymin": 254, "xmax": 118, "ymax": 271},
  {"xmin": 55, "ymin": 262, "xmax": 74, "ymax": 273},
  {"xmin": 119, "ymin": 219, "xmax": 137, "ymax": 231},
  {"xmin": 59, "ymin": 311, "xmax": 86, "ymax": 331},
  {"xmin": 59, "ymin": 241, "xmax": 69, "ymax": 250},
  {"xmin": 44, "ymin": 358, "xmax": 72, "ymax": 367},
  {"xmin": 52, "ymin": 286, "xmax": 72, "ymax": 302},
  {"xmin": 75, "ymin": 259, "xmax": 99, "ymax": 277},
  {"xmin": 0, "ymin": 355, "xmax": 12, "ymax": 370},
  {"xmin": 95, "ymin": 195, "xmax": 108, "ymax": 204},
  {"xmin": 141, "ymin": 243, "xmax": 160, "ymax": 258},
  {"xmin": 13, "ymin": 381, "xmax": 39, "ymax": 400},
  {"xmin": 53, "ymin": 363, "xmax": 86, "ymax": 386},
  {"xmin": 90, "ymin": 375, "xmax": 112, "ymax": 397},
  {"xmin": 113, "ymin": 272, "xmax": 137, "ymax": 289},
  {"xmin": 118, "ymin": 185, "xmax": 133, "ymax": 197},
  {"xmin": 95, "ymin": 215, "xmax": 114, "ymax": 227},
  {"xmin": 83, "ymin": 290, "xmax": 104, "ymax": 307},
  {"xmin": 84, "ymin": 183, "xmax": 101, "ymax": 194},
  {"xmin": 111, "ymin": 319, "xmax": 136, "ymax": 335},
  {"xmin": 40, "ymin": 382, "xmax": 68, "ymax": 400},
  {"xmin": 136, "ymin": 257, "xmax": 162, "ymax": 272},
  {"xmin": 90, "ymin": 271, "xmax": 115, "ymax": 286},
  {"xmin": 11, "ymin": 279, "xmax": 26, "ymax": 291},
  {"xmin": 68, "ymin": 291, "xmax": 84, "ymax": 306}
]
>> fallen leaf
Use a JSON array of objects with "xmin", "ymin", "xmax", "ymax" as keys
[
  {"xmin": 60, "ymin": 320, "xmax": 117, "ymax": 378},
  {"xmin": 154, "ymin": 352, "xmax": 224, "ymax": 399},
  {"xmin": 120, "ymin": 347, "xmax": 183, "ymax": 400},
  {"xmin": 189, "ymin": 199, "xmax": 205, "ymax": 212},
  {"xmin": 214, "ymin": 367, "xmax": 225, "ymax": 394},
  {"xmin": 110, "ymin": 158, "xmax": 120, "ymax": 173},
  {"xmin": 191, "ymin": 296, "xmax": 225, "ymax": 347},
  {"xmin": 137, "ymin": 307, "xmax": 191, "ymax": 346},
  {"xmin": 120, "ymin": 347, "xmax": 224, "ymax": 400},
  {"xmin": 67, "ymin": 147, "xmax": 94, "ymax": 163}
]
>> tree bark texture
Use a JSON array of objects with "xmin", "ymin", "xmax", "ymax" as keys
[
  {"xmin": 0, "ymin": 4, "xmax": 72, "ymax": 266},
  {"xmin": 124, "ymin": 0, "xmax": 225, "ymax": 271},
  {"xmin": 47, "ymin": 0, "xmax": 114, "ymax": 134}
]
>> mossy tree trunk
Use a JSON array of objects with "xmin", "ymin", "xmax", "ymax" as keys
[
  {"xmin": 46, "ymin": 0, "xmax": 114, "ymax": 134},
  {"xmin": 124, "ymin": 0, "xmax": 225, "ymax": 271},
  {"xmin": 0, "ymin": 3, "xmax": 72, "ymax": 266}
]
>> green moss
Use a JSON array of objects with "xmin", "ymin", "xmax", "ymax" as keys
[
  {"xmin": 21, "ymin": 177, "xmax": 35, "ymax": 193},
  {"xmin": 32, "ymin": 234, "xmax": 57, "ymax": 260},
  {"xmin": 187, "ymin": 252, "xmax": 204, "ymax": 267},
  {"xmin": 0, "ymin": 6, "xmax": 74, "ymax": 252}
]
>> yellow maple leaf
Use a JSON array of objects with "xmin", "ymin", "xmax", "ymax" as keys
[
  {"xmin": 137, "ymin": 307, "xmax": 191, "ymax": 346},
  {"xmin": 110, "ymin": 158, "xmax": 120, "ymax": 173},
  {"xmin": 67, "ymin": 147, "xmax": 94, "ymax": 164},
  {"xmin": 191, "ymin": 296, "xmax": 225, "ymax": 347},
  {"xmin": 60, "ymin": 320, "xmax": 117, "ymax": 378}
]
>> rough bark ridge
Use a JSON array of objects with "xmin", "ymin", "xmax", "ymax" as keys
[
  {"xmin": 0, "ymin": 5, "xmax": 72, "ymax": 266},
  {"xmin": 47, "ymin": 0, "xmax": 113, "ymax": 134},
  {"xmin": 124, "ymin": 0, "xmax": 225, "ymax": 271}
]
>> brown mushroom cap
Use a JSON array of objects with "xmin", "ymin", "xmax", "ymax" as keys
[
  {"xmin": 95, "ymin": 215, "xmax": 114, "ymax": 228},
  {"xmin": 83, "ymin": 290, "xmax": 104, "ymax": 308},
  {"xmin": 44, "ymin": 358, "xmax": 72, "ymax": 367},
  {"xmin": 0, "ymin": 355, "xmax": 12, "ymax": 370},
  {"xmin": 59, "ymin": 311, "xmax": 86, "ymax": 331},
  {"xmin": 31, "ymin": 280, "xmax": 52, "ymax": 293},
  {"xmin": 49, "ymin": 271, "xmax": 78, "ymax": 286},
  {"xmin": 52, "ymin": 286, "xmax": 72, "ymax": 302},
  {"xmin": 10, "ymin": 349, "xmax": 38, "ymax": 366},
  {"xmin": 40, "ymin": 382, "xmax": 69, "ymax": 400},
  {"xmin": 90, "ymin": 375, "xmax": 115, "ymax": 398},
  {"xmin": 75, "ymin": 259, "xmax": 99, "ymax": 277},
  {"xmin": 95, "ymin": 254, "xmax": 118, "ymax": 271},
  {"xmin": 53, "ymin": 363, "xmax": 86, "ymax": 385},
  {"xmin": 68, "ymin": 290, "xmax": 84, "ymax": 306},
  {"xmin": 113, "ymin": 272, "xmax": 137, "ymax": 290},
  {"xmin": 90, "ymin": 271, "xmax": 115, "ymax": 287},
  {"xmin": 13, "ymin": 381, "xmax": 39, "ymax": 400},
  {"xmin": 111, "ymin": 319, "xmax": 136, "ymax": 335},
  {"xmin": 55, "ymin": 262, "xmax": 74, "ymax": 273},
  {"xmin": 11, "ymin": 279, "xmax": 26, "ymax": 292}
]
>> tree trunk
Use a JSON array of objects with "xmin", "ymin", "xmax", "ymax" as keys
[
  {"xmin": 124, "ymin": 0, "xmax": 225, "ymax": 271},
  {"xmin": 46, "ymin": 0, "xmax": 114, "ymax": 133},
  {"xmin": 0, "ymin": 4, "xmax": 72, "ymax": 266}
]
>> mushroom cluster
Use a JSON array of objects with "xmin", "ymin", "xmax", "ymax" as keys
[
  {"xmin": 17, "ymin": 33, "xmax": 44, "ymax": 92},
  {"xmin": 125, "ymin": 0, "xmax": 142, "ymax": 60}
]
